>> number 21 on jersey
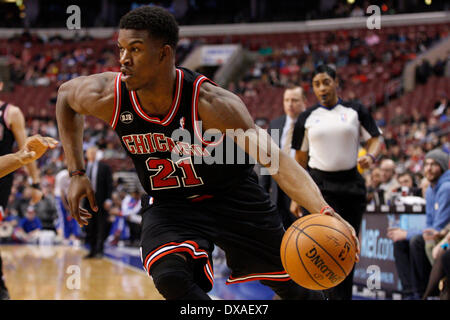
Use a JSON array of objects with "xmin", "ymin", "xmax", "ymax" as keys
[{"xmin": 146, "ymin": 157, "xmax": 204, "ymax": 190}]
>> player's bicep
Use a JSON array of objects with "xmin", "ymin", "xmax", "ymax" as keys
[
  {"xmin": 58, "ymin": 74, "xmax": 112, "ymax": 120},
  {"xmin": 198, "ymin": 85, "xmax": 281, "ymax": 168}
]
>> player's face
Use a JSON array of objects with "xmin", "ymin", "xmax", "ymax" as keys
[
  {"xmin": 283, "ymin": 88, "xmax": 305, "ymax": 118},
  {"xmin": 423, "ymin": 159, "xmax": 443, "ymax": 184},
  {"xmin": 312, "ymin": 72, "xmax": 338, "ymax": 107},
  {"xmin": 118, "ymin": 29, "xmax": 164, "ymax": 91}
]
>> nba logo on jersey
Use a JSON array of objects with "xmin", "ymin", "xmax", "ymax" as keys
[
  {"xmin": 120, "ymin": 111, "xmax": 134, "ymax": 124},
  {"xmin": 340, "ymin": 113, "xmax": 347, "ymax": 122},
  {"xmin": 179, "ymin": 116, "xmax": 185, "ymax": 129}
]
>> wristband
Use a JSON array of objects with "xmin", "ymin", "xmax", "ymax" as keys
[
  {"xmin": 367, "ymin": 153, "xmax": 376, "ymax": 162},
  {"xmin": 320, "ymin": 206, "xmax": 332, "ymax": 215},
  {"xmin": 31, "ymin": 183, "xmax": 41, "ymax": 189},
  {"xmin": 69, "ymin": 169, "xmax": 86, "ymax": 177},
  {"xmin": 441, "ymin": 242, "xmax": 449, "ymax": 250}
]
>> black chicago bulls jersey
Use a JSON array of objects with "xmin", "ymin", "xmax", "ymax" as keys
[
  {"xmin": 0, "ymin": 102, "xmax": 15, "ymax": 157},
  {"xmin": 111, "ymin": 67, "xmax": 254, "ymax": 201}
]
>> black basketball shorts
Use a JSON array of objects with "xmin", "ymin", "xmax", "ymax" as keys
[{"xmin": 139, "ymin": 174, "xmax": 291, "ymax": 292}]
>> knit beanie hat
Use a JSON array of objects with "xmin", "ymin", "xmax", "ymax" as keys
[{"xmin": 425, "ymin": 149, "xmax": 449, "ymax": 172}]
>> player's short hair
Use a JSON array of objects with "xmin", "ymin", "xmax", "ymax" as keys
[
  {"xmin": 312, "ymin": 64, "xmax": 337, "ymax": 80},
  {"xmin": 119, "ymin": 5, "xmax": 179, "ymax": 49}
]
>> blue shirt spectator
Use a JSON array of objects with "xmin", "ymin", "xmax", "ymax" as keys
[{"xmin": 18, "ymin": 208, "xmax": 42, "ymax": 233}]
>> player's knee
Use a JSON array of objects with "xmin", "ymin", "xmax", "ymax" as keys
[
  {"xmin": 150, "ymin": 254, "xmax": 194, "ymax": 300},
  {"xmin": 154, "ymin": 271, "xmax": 194, "ymax": 300}
]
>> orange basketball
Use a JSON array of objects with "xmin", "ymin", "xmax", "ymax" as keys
[{"xmin": 280, "ymin": 214, "xmax": 356, "ymax": 291}]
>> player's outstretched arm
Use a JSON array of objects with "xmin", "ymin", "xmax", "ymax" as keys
[
  {"xmin": 198, "ymin": 82, "xmax": 329, "ymax": 213},
  {"xmin": 55, "ymin": 73, "xmax": 115, "ymax": 226},
  {"xmin": 198, "ymin": 83, "xmax": 360, "ymax": 257},
  {"xmin": 0, "ymin": 135, "xmax": 58, "ymax": 178},
  {"xmin": 8, "ymin": 105, "xmax": 43, "ymax": 203}
]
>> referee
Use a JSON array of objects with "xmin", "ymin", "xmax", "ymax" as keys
[{"xmin": 291, "ymin": 65, "xmax": 382, "ymax": 300}]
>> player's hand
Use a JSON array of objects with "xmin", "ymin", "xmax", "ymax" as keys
[
  {"xmin": 322, "ymin": 207, "xmax": 361, "ymax": 262},
  {"xmin": 67, "ymin": 175, "xmax": 97, "ymax": 227},
  {"xmin": 290, "ymin": 200, "xmax": 303, "ymax": 218},
  {"xmin": 20, "ymin": 135, "xmax": 59, "ymax": 164}
]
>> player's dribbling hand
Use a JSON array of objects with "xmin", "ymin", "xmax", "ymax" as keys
[
  {"xmin": 321, "ymin": 207, "xmax": 361, "ymax": 262},
  {"xmin": 67, "ymin": 175, "xmax": 98, "ymax": 227}
]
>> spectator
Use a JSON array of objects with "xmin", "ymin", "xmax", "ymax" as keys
[
  {"xmin": 83, "ymin": 145, "xmax": 113, "ymax": 259},
  {"xmin": 350, "ymin": 5, "xmax": 364, "ymax": 17},
  {"xmin": 388, "ymin": 148, "xmax": 450, "ymax": 299},
  {"xmin": 12, "ymin": 205, "xmax": 42, "ymax": 244},
  {"xmin": 432, "ymin": 93, "xmax": 449, "ymax": 118},
  {"xmin": 388, "ymin": 171, "xmax": 425, "ymax": 206},
  {"xmin": 54, "ymin": 168, "xmax": 81, "ymax": 243},
  {"xmin": 261, "ymin": 86, "xmax": 307, "ymax": 229},
  {"xmin": 374, "ymin": 109, "xmax": 386, "ymax": 128},
  {"xmin": 423, "ymin": 225, "xmax": 450, "ymax": 300},
  {"xmin": 366, "ymin": 167, "xmax": 384, "ymax": 206},
  {"xmin": 390, "ymin": 106, "xmax": 409, "ymax": 126},
  {"xmin": 394, "ymin": 171, "xmax": 423, "ymax": 198},
  {"xmin": 107, "ymin": 188, "xmax": 143, "ymax": 246},
  {"xmin": 0, "ymin": 211, "xmax": 19, "ymax": 243},
  {"xmin": 379, "ymin": 158, "xmax": 400, "ymax": 205},
  {"xmin": 415, "ymin": 59, "xmax": 432, "ymax": 84},
  {"xmin": 34, "ymin": 183, "xmax": 58, "ymax": 231}
]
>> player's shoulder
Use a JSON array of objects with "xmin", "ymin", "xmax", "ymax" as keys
[
  {"xmin": 59, "ymin": 72, "xmax": 118, "ymax": 95},
  {"xmin": 197, "ymin": 81, "xmax": 254, "ymax": 131},
  {"xmin": 59, "ymin": 72, "xmax": 118, "ymax": 108},
  {"xmin": 4, "ymin": 104, "xmax": 24, "ymax": 123},
  {"xmin": 198, "ymin": 81, "xmax": 243, "ymax": 112}
]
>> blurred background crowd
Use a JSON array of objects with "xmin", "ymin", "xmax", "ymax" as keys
[{"xmin": 0, "ymin": 0, "xmax": 449, "ymax": 300}]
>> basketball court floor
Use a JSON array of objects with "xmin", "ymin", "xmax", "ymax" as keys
[
  {"xmin": 0, "ymin": 244, "xmax": 163, "ymax": 300},
  {"xmin": 1, "ymin": 244, "xmax": 372, "ymax": 300}
]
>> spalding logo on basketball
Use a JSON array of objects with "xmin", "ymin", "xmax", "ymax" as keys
[{"xmin": 280, "ymin": 214, "xmax": 356, "ymax": 290}]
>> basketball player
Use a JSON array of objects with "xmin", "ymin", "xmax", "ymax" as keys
[
  {"xmin": 56, "ymin": 6, "xmax": 359, "ymax": 300},
  {"xmin": 0, "ymin": 135, "xmax": 58, "ymax": 179},
  {"xmin": 0, "ymin": 92, "xmax": 44, "ymax": 207},
  {"xmin": 0, "ymin": 134, "xmax": 58, "ymax": 299}
]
